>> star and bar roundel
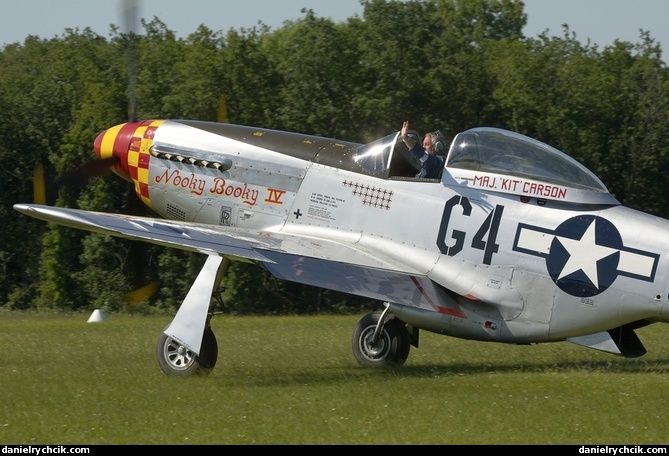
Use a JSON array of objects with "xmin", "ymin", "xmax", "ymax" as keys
[{"xmin": 513, "ymin": 215, "xmax": 659, "ymax": 297}]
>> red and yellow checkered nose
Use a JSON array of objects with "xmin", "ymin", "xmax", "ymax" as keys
[
  {"xmin": 94, "ymin": 120, "xmax": 161, "ymax": 182},
  {"xmin": 93, "ymin": 120, "xmax": 164, "ymax": 206}
]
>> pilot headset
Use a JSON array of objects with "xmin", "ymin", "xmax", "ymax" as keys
[{"xmin": 430, "ymin": 132, "xmax": 445, "ymax": 154}]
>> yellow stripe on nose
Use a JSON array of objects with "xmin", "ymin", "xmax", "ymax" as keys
[{"xmin": 98, "ymin": 123, "xmax": 126, "ymax": 160}]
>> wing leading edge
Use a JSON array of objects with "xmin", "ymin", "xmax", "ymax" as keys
[{"xmin": 13, "ymin": 203, "xmax": 463, "ymax": 314}]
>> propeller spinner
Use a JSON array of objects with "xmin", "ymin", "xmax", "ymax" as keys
[{"xmin": 93, "ymin": 120, "xmax": 164, "ymax": 205}]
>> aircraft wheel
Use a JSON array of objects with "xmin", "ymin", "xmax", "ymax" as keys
[
  {"xmin": 352, "ymin": 311, "xmax": 410, "ymax": 368},
  {"xmin": 156, "ymin": 325, "xmax": 218, "ymax": 376}
]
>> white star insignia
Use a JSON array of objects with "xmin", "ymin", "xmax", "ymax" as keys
[{"xmin": 556, "ymin": 219, "xmax": 618, "ymax": 288}]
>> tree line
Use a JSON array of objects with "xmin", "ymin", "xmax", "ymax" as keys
[{"xmin": 2, "ymin": 0, "xmax": 668, "ymax": 314}]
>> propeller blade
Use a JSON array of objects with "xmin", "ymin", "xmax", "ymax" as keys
[
  {"xmin": 124, "ymin": 281, "xmax": 159, "ymax": 304},
  {"xmin": 218, "ymin": 95, "xmax": 228, "ymax": 123},
  {"xmin": 33, "ymin": 156, "xmax": 120, "ymax": 206},
  {"xmin": 122, "ymin": 0, "xmax": 140, "ymax": 122},
  {"xmin": 33, "ymin": 162, "xmax": 48, "ymax": 205},
  {"xmin": 53, "ymin": 156, "xmax": 121, "ymax": 186}
]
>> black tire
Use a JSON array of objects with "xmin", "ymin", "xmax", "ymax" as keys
[
  {"xmin": 351, "ymin": 311, "xmax": 411, "ymax": 368},
  {"xmin": 156, "ymin": 325, "xmax": 218, "ymax": 376},
  {"xmin": 198, "ymin": 326, "xmax": 218, "ymax": 369}
]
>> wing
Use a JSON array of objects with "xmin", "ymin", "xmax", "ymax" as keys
[{"xmin": 14, "ymin": 204, "xmax": 463, "ymax": 314}]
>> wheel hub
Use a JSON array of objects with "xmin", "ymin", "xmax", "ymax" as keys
[
  {"xmin": 361, "ymin": 327, "xmax": 389, "ymax": 358},
  {"xmin": 164, "ymin": 338, "xmax": 194, "ymax": 370}
]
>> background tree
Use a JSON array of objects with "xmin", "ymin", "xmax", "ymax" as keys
[{"xmin": 2, "ymin": 0, "xmax": 669, "ymax": 312}]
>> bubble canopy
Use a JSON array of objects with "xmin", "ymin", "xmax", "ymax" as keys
[{"xmin": 445, "ymin": 127, "xmax": 608, "ymax": 193}]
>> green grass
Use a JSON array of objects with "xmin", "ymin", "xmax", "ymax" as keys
[{"xmin": 1, "ymin": 311, "xmax": 668, "ymax": 444}]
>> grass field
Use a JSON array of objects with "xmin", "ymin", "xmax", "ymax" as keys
[{"xmin": 1, "ymin": 311, "xmax": 668, "ymax": 445}]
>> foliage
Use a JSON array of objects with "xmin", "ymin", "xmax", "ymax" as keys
[{"xmin": 1, "ymin": 0, "xmax": 669, "ymax": 312}]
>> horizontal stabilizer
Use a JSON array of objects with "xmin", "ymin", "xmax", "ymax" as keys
[{"xmin": 567, "ymin": 325, "xmax": 646, "ymax": 358}]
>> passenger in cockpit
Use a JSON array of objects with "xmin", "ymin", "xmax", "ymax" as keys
[{"xmin": 400, "ymin": 120, "xmax": 445, "ymax": 179}]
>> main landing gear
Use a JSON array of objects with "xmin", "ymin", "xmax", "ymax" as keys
[
  {"xmin": 156, "ymin": 256, "xmax": 229, "ymax": 377},
  {"xmin": 351, "ymin": 303, "xmax": 413, "ymax": 368},
  {"xmin": 156, "ymin": 257, "xmax": 414, "ymax": 376}
]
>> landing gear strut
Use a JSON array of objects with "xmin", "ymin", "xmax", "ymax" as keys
[{"xmin": 156, "ymin": 256, "xmax": 229, "ymax": 376}]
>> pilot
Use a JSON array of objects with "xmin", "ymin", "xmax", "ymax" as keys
[{"xmin": 400, "ymin": 120, "xmax": 446, "ymax": 179}]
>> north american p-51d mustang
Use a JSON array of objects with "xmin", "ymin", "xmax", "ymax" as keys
[{"xmin": 14, "ymin": 120, "xmax": 669, "ymax": 376}]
